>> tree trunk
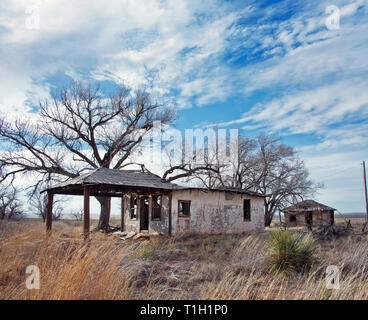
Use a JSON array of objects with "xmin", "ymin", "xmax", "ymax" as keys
[
  {"xmin": 279, "ymin": 211, "xmax": 283, "ymax": 224},
  {"xmin": 264, "ymin": 211, "xmax": 274, "ymax": 227},
  {"xmin": 264, "ymin": 201, "xmax": 274, "ymax": 227},
  {"xmin": 96, "ymin": 196, "xmax": 111, "ymax": 231}
]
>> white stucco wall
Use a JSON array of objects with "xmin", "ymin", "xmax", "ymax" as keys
[{"xmin": 171, "ymin": 189, "xmax": 265, "ymax": 234}]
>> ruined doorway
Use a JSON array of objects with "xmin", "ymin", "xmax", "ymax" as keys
[
  {"xmin": 140, "ymin": 197, "xmax": 149, "ymax": 231},
  {"xmin": 305, "ymin": 211, "xmax": 313, "ymax": 230},
  {"xmin": 330, "ymin": 210, "xmax": 334, "ymax": 225}
]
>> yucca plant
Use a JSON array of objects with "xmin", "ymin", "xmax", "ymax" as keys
[{"xmin": 266, "ymin": 229, "xmax": 319, "ymax": 276}]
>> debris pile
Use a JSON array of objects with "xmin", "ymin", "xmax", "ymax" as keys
[
  {"xmin": 312, "ymin": 220, "xmax": 353, "ymax": 239},
  {"xmin": 111, "ymin": 230, "xmax": 162, "ymax": 241}
]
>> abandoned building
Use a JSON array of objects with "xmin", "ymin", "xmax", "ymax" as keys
[
  {"xmin": 283, "ymin": 200, "xmax": 335, "ymax": 230},
  {"xmin": 43, "ymin": 167, "xmax": 265, "ymax": 236}
]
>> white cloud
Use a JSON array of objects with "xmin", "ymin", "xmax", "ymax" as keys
[
  {"xmin": 301, "ymin": 148, "xmax": 368, "ymax": 212},
  {"xmin": 0, "ymin": 0, "xmax": 242, "ymax": 113}
]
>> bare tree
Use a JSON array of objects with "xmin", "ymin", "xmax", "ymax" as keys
[
  {"xmin": 188, "ymin": 137, "xmax": 254, "ymax": 189},
  {"xmin": 0, "ymin": 81, "xmax": 175, "ymax": 231},
  {"xmin": 136, "ymin": 138, "xmax": 222, "ymax": 185},
  {"xmin": 28, "ymin": 191, "xmax": 64, "ymax": 222},
  {"xmin": 192, "ymin": 134, "xmax": 320, "ymax": 227},
  {"xmin": 161, "ymin": 157, "xmax": 221, "ymax": 184},
  {"xmin": 238, "ymin": 135, "xmax": 319, "ymax": 226},
  {"xmin": 0, "ymin": 185, "xmax": 23, "ymax": 220},
  {"xmin": 71, "ymin": 209, "xmax": 83, "ymax": 222},
  {"xmin": 175, "ymin": 142, "xmax": 229, "ymax": 188}
]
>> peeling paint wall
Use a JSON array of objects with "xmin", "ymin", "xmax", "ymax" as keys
[
  {"xmin": 171, "ymin": 190, "xmax": 264, "ymax": 234},
  {"xmin": 123, "ymin": 193, "xmax": 170, "ymax": 234},
  {"xmin": 285, "ymin": 211, "xmax": 334, "ymax": 227},
  {"xmin": 284, "ymin": 213, "xmax": 305, "ymax": 227},
  {"xmin": 148, "ymin": 195, "xmax": 170, "ymax": 234},
  {"xmin": 313, "ymin": 211, "xmax": 334, "ymax": 226},
  {"xmin": 123, "ymin": 195, "xmax": 139, "ymax": 233}
]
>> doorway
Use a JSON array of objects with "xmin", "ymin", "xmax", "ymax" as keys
[
  {"xmin": 140, "ymin": 197, "xmax": 149, "ymax": 231},
  {"xmin": 330, "ymin": 210, "xmax": 334, "ymax": 225},
  {"xmin": 305, "ymin": 211, "xmax": 313, "ymax": 230}
]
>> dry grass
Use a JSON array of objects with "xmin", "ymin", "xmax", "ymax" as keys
[{"xmin": 1, "ymin": 218, "xmax": 368, "ymax": 300}]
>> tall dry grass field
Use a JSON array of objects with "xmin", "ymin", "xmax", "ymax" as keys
[{"xmin": 1, "ymin": 219, "xmax": 368, "ymax": 300}]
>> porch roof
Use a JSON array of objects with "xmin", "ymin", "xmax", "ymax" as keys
[{"xmin": 43, "ymin": 167, "xmax": 181, "ymax": 196}]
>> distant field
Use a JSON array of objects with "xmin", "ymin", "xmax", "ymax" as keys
[
  {"xmin": 1, "ymin": 218, "xmax": 368, "ymax": 300},
  {"xmin": 337, "ymin": 213, "xmax": 367, "ymax": 219}
]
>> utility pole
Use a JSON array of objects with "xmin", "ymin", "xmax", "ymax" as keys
[{"xmin": 363, "ymin": 161, "xmax": 368, "ymax": 223}]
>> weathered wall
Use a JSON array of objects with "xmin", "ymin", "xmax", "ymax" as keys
[
  {"xmin": 284, "ymin": 213, "xmax": 305, "ymax": 227},
  {"xmin": 171, "ymin": 189, "xmax": 265, "ymax": 234},
  {"xmin": 285, "ymin": 211, "xmax": 334, "ymax": 227},
  {"xmin": 123, "ymin": 195, "xmax": 139, "ymax": 233},
  {"xmin": 123, "ymin": 193, "xmax": 170, "ymax": 234},
  {"xmin": 148, "ymin": 195, "xmax": 170, "ymax": 234},
  {"xmin": 313, "ymin": 211, "xmax": 333, "ymax": 226}
]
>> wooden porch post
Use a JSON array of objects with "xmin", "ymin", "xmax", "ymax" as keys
[
  {"xmin": 121, "ymin": 195, "xmax": 125, "ymax": 232},
  {"xmin": 83, "ymin": 187, "xmax": 90, "ymax": 239},
  {"xmin": 168, "ymin": 192, "xmax": 172, "ymax": 236},
  {"xmin": 46, "ymin": 192, "xmax": 54, "ymax": 235}
]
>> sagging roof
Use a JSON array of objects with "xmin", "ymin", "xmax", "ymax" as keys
[
  {"xmin": 283, "ymin": 200, "xmax": 335, "ymax": 213},
  {"xmin": 45, "ymin": 167, "xmax": 180, "ymax": 192},
  {"xmin": 44, "ymin": 167, "xmax": 265, "ymax": 197}
]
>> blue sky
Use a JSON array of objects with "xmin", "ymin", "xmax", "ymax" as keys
[{"xmin": 0, "ymin": 0, "xmax": 368, "ymax": 213}]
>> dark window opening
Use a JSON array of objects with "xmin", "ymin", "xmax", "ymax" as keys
[
  {"xmin": 243, "ymin": 199, "xmax": 251, "ymax": 221},
  {"xmin": 178, "ymin": 200, "xmax": 190, "ymax": 217},
  {"xmin": 305, "ymin": 212, "xmax": 313, "ymax": 230},
  {"xmin": 289, "ymin": 215, "xmax": 297, "ymax": 222},
  {"xmin": 330, "ymin": 210, "xmax": 334, "ymax": 225},
  {"xmin": 152, "ymin": 195, "xmax": 162, "ymax": 221},
  {"xmin": 130, "ymin": 195, "xmax": 138, "ymax": 220},
  {"xmin": 140, "ymin": 197, "xmax": 149, "ymax": 231}
]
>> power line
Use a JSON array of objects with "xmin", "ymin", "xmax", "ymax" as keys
[{"xmin": 362, "ymin": 161, "xmax": 368, "ymax": 223}]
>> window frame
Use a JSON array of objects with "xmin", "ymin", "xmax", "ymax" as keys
[
  {"xmin": 151, "ymin": 195, "xmax": 162, "ymax": 221},
  {"xmin": 243, "ymin": 199, "xmax": 251, "ymax": 221},
  {"xmin": 129, "ymin": 195, "xmax": 138, "ymax": 220},
  {"xmin": 178, "ymin": 200, "xmax": 191, "ymax": 218}
]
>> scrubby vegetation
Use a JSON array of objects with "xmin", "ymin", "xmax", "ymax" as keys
[
  {"xmin": 1, "ymin": 219, "xmax": 368, "ymax": 300},
  {"xmin": 266, "ymin": 229, "xmax": 319, "ymax": 276}
]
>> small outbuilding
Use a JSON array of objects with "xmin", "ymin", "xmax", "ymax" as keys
[
  {"xmin": 43, "ymin": 168, "xmax": 265, "ymax": 236},
  {"xmin": 283, "ymin": 200, "xmax": 335, "ymax": 230}
]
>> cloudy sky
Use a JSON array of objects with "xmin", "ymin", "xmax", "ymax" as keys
[{"xmin": 1, "ymin": 0, "xmax": 368, "ymax": 213}]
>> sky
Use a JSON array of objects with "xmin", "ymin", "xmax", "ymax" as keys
[{"xmin": 0, "ymin": 0, "xmax": 368, "ymax": 214}]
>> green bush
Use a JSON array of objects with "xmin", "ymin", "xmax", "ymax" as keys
[
  {"xmin": 266, "ymin": 229, "xmax": 319, "ymax": 276},
  {"xmin": 136, "ymin": 242, "xmax": 157, "ymax": 259}
]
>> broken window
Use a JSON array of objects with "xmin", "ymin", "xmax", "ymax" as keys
[
  {"xmin": 152, "ymin": 195, "xmax": 162, "ymax": 221},
  {"xmin": 130, "ymin": 195, "xmax": 138, "ymax": 220},
  {"xmin": 243, "ymin": 199, "xmax": 251, "ymax": 221},
  {"xmin": 289, "ymin": 215, "xmax": 296, "ymax": 222},
  {"xmin": 178, "ymin": 200, "xmax": 190, "ymax": 217}
]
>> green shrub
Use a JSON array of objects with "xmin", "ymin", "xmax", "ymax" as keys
[
  {"xmin": 266, "ymin": 229, "xmax": 319, "ymax": 276},
  {"xmin": 136, "ymin": 242, "xmax": 157, "ymax": 259}
]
